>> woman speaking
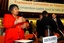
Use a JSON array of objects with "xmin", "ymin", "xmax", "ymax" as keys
[{"xmin": 3, "ymin": 4, "xmax": 27, "ymax": 43}]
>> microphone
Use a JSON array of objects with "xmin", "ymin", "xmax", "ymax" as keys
[{"xmin": 46, "ymin": 25, "xmax": 50, "ymax": 36}]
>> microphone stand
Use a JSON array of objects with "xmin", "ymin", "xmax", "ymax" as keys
[{"xmin": 47, "ymin": 25, "xmax": 50, "ymax": 36}]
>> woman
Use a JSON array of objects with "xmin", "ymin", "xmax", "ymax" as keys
[{"xmin": 3, "ymin": 4, "xmax": 27, "ymax": 43}]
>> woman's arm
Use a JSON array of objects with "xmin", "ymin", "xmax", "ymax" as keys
[{"xmin": 3, "ymin": 14, "xmax": 16, "ymax": 28}]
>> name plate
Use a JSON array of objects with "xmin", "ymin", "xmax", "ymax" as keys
[{"xmin": 43, "ymin": 36, "xmax": 57, "ymax": 43}]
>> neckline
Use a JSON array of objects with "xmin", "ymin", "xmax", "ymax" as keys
[{"xmin": 11, "ymin": 14, "xmax": 19, "ymax": 20}]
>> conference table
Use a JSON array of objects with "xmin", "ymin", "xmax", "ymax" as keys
[{"xmin": 15, "ymin": 40, "xmax": 33, "ymax": 43}]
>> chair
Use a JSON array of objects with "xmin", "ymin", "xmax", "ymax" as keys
[{"xmin": 0, "ymin": 36, "xmax": 4, "ymax": 43}]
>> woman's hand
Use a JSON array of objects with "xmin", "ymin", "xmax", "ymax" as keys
[
  {"xmin": 17, "ymin": 17, "xmax": 26, "ymax": 23},
  {"xmin": 21, "ymin": 23, "xmax": 27, "ymax": 29},
  {"xmin": 21, "ymin": 22, "xmax": 29, "ymax": 29},
  {"xmin": 14, "ymin": 17, "xmax": 26, "ymax": 25}
]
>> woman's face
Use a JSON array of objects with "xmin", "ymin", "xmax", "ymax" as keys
[
  {"xmin": 39, "ymin": 15, "xmax": 43, "ymax": 20},
  {"xmin": 11, "ymin": 6, "xmax": 19, "ymax": 15},
  {"xmin": 52, "ymin": 14, "xmax": 56, "ymax": 18}
]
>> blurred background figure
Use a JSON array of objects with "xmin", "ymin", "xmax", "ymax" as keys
[
  {"xmin": 41, "ymin": 11, "xmax": 52, "ymax": 37},
  {"xmin": 29, "ymin": 21, "xmax": 34, "ymax": 34},
  {"xmin": 51, "ymin": 14, "xmax": 64, "ymax": 37},
  {"xmin": 24, "ymin": 19, "xmax": 30, "ymax": 35},
  {"xmin": 36, "ymin": 14, "xmax": 44, "ymax": 38}
]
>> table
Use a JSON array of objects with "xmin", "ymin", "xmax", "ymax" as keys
[{"xmin": 15, "ymin": 40, "xmax": 33, "ymax": 43}]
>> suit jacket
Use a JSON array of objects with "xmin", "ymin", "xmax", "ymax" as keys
[
  {"xmin": 36, "ymin": 17, "xmax": 52, "ymax": 31},
  {"xmin": 51, "ymin": 18, "xmax": 64, "ymax": 31},
  {"xmin": 3, "ymin": 14, "xmax": 24, "ymax": 43},
  {"xmin": 36, "ymin": 19, "xmax": 43, "ymax": 31}
]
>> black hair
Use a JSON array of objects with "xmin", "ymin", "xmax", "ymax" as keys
[
  {"xmin": 26, "ymin": 20, "xmax": 29, "ymax": 23},
  {"xmin": 9, "ymin": 4, "xmax": 19, "ymax": 13},
  {"xmin": 52, "ymin": 13, "xmax": 56, "ymax": 15},
  {"xmin": 42, "ymin": 10, "xmax": 48, "ymax": 16}
]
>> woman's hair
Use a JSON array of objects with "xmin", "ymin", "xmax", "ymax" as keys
[
  {"xmin": 8, "ymin": 4, "xmax": 19, "ymax": 13},
  {"xmin": 52, "ymin": 13, "xmax": 56, "ymax": 15}
]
